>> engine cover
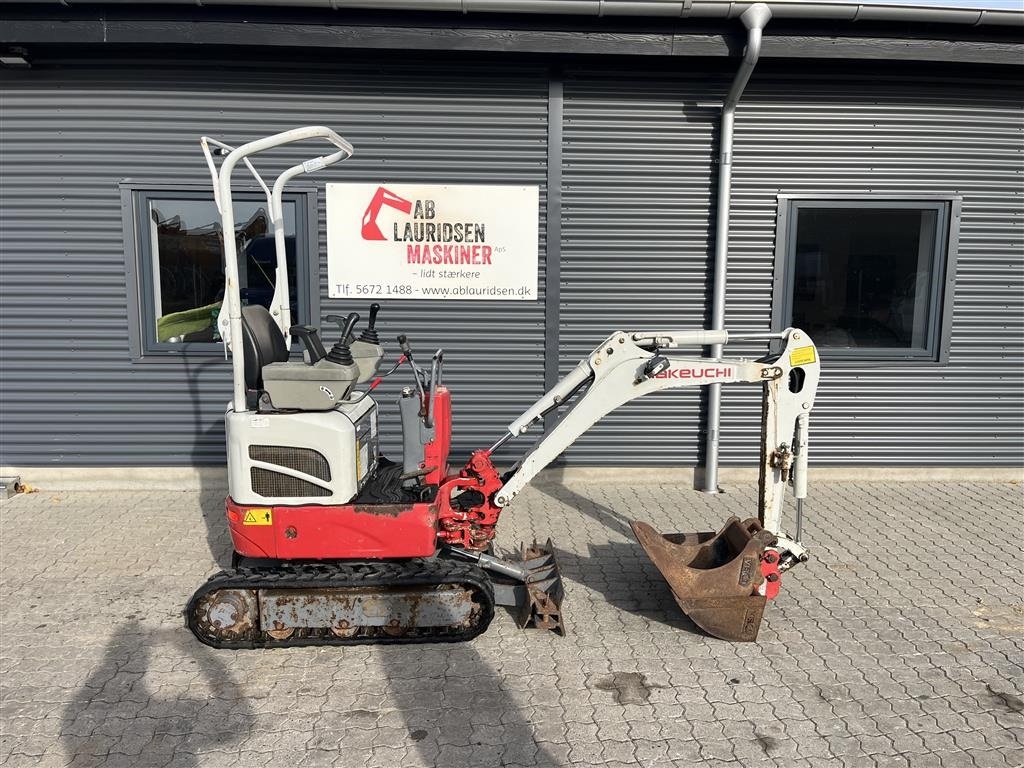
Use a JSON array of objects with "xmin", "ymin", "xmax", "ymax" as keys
[{"xmin": 226, "ymin": 395, "xmax": 378, "ymax": 506}]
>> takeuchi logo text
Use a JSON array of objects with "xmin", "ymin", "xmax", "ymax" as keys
[
  {"xmin": 654, "ymin": 366, "xmax": 735, "ymax": 380},
  {"xmin": 360, "ymin": 186, "xmax": 493, "ymax": 265}
]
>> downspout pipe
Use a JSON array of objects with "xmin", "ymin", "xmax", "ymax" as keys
[{"xmin": 702, "ymin": 2, "xmax": 771, "ymax": 494}]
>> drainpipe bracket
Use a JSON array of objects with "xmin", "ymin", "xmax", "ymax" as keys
[{"xmin": 741, "ymin": 3, "xmax": 773, "ymax": 30}]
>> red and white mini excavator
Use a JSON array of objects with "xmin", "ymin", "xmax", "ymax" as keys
[{"xmin": 186, "ymin": 127, "xmax": 820, "ymax": 647}]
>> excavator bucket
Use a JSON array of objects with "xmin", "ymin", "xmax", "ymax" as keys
[{"xmin": 630, "ymin": 517, "xmax": 777, "ymax": 642}]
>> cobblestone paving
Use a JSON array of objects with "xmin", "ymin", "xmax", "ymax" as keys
[{"xmin": 1, "ymin": 479, "xmax": 1022, "ymax": 768}]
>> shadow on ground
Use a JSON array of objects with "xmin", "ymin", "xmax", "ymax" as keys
[
  {"xmin": 531, "ymin": 474, "xmax": 704, "ymax": 635},
  {"xmin": 379, "ymin": 642, "xmax": 561, "ymax": 767},
  {"xmin": 184, "ymin": 355, "xmax": 234, "ymax": 570},
  {"xmin": 531, "ymin": 472, "xmax": 636, "ymax": 540},
  {"xmin": 60, "ymin": 621, "xmax": 253, "ymax": 768}
]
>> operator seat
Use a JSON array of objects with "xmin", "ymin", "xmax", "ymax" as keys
[{"xmin": 240, "ymin": 304, "xmax": 289, "ymax": 392}]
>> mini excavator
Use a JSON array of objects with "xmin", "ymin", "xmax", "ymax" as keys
[{"xmin": 186, "ymin": 127, "xmax": 820, "ymax": 647}]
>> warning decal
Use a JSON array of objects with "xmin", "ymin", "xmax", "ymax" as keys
[
  {"xmin": 243, "ymin": 508, "xmax": 273, "ymax": 526},
  {"xmin": 789, "ymin": 346, "xmax": 817, "ymax": 367}
]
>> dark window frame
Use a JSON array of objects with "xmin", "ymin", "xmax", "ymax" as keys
[
  {"xmin": 771, "ymin": 194, "xmax": 961, "ymax": 365},
  {"xmin": 120, "ymin": 181, "xmax": 320, "ymax": 361}
]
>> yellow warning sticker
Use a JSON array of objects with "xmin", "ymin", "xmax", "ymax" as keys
[
  {"xmin": 243, "ymin": 508, "xmax": 273, "ymax": 526},
  {"xmin": 789, "ymin": 346, "xmax": 817, "ymax": 367}
]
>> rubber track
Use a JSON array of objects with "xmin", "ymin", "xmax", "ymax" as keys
[{"xmin": 186, "ymin": 559, "xmax": 495, "ymax": 650}]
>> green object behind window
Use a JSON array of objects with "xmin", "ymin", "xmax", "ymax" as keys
[{"xmin": 157, "ymin": 301, "xmax": 222, "ymax": 342}]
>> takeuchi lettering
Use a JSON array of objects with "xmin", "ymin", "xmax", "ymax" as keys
[
  {"xmin": 655, "ymin": 366, "xmax": 734, "ymax": 379},
  {"xmin": 407, "ymin": 244, "xmax": 493, "ymax": 265}
]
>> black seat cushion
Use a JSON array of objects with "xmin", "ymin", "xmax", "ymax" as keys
[{"xmin": 240, "ymin": 304, "xmax": 289, "ymax": 391}]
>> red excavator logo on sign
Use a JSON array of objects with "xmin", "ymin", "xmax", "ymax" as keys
[{"xmin": 361, "ymin": 186, "xmax": 413, "ymax": 240}]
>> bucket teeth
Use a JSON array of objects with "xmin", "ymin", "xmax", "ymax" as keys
[
  {"xmin": 630, "ymin": 517, "xmax": 775, "ymax": 642},
  {"xmin": 511, "ymin": 539, "xmax": 565, "ymax": 636}
]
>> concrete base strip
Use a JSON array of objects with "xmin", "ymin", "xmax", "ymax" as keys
[{"xmin": 2, "ymin": 464, "xmax": 1021, "ymax": 491}]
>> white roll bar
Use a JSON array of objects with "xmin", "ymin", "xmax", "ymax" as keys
[{"xmin": 200, "ymin": 126, "xmax": 354, "ymax": 413}]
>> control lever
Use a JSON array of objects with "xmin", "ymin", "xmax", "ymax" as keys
[
  {"xmin": 340, "ymin": 312, "xmax": 360, "ymax": 342},
  {"xmin": 325, "ymin": 313, "xmax": 359, "ymax": 344},
  {"xmin": 397, "ymin": 334, "xmax": 428, "ymax": 414},
  {"xmin": 426, "ymin": 349, "xmax": 443, "ymax": 428},
  {"xmin": 358, "ymin": 303, "xmax": 381, "ymax": 344},
  {"xmin": 289, "ymin": 325, "xmax": 327, "ymax": 365},
  {"xmin": 397, "ymin": 334, "xmax": 413, "ymax": 359},
  {"xmin": 325, "ymin": 313, "xmax": 360, "ymax": 366}
]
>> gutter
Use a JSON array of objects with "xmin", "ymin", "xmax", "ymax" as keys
[
  {"xmin": 703, "ymin": 2, "xmax": 770, "ymax": 494},
  {"xmin": 23, "ymin": 0, "xmax": 1024, "ymax": 27}
]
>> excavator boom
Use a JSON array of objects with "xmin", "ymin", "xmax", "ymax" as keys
[{"xmin": 483, "ymin": 326, "xmax": 820, "ymax": 640}]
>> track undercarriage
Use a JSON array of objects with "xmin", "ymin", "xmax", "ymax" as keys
[
  {"xmin": 187, "ymin": 559, "xmax": 495, "ymax": 649},
  {"xmin": 187, "ymin": 538, "xmax": 564, "ymax": 648}
]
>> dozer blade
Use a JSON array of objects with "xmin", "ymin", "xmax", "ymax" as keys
[
  {"xmin": 507, "ymin": 539, "xmax": 565, "ymax": 635},
  {"xmin": 630, "ymin": 517, "xmax": 777, "ymax": 642}
]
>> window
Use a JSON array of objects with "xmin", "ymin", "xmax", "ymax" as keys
[
  {"xmin": 774, "ymin": 198, "xmax": 958, "ymax": 362},
  {"xmin": 125, "ymin": 188, "xmax": 315, "ymax": 356}
]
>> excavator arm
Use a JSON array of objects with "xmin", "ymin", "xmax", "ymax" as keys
[
  {"xmin": 440, "ymin": 326, "xmax": 820, "ymax": 640},
  {"xmin": 491, "ymin": 327, "xmax": 820, "ymax": 566}
]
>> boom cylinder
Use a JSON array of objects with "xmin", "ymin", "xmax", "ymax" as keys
[
  {"xmin": 508, "ymin": 360, "xmax": 593, "ymax": 435},
  {"xmin": 631, "ymin": 330, "xmax": 729, "ymax": 348},
  {"xmin": 794, "ymin": 413, "xmax": 809, "ymax": 500},
  {"xmin": 794, "ymin": 413, "xmax": 809, "ymax": 542}
]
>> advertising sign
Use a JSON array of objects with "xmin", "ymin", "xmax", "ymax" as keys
[{"xmin": 326, "ymin": 183, "xmax": 539, "ymax": 301}]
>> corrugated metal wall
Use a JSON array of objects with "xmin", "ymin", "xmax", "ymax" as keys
[
  {"xmin": 2, "ymin": 54, "xmax": 1021, "ymax": 467},
  {"xmin": 557, "ymin": 64, "xmax": 1023, "ymax": 466},
  {"xmin": 559, "ymin": 67, "xmax": 725, "ymax": 464},
  {"xmin": 719, "ymin": 69, "xmax": 1024, "ymax": 466},
  {"xmin": 0, "ymin": 56, "xmax": 547, "ymax": 465}
]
